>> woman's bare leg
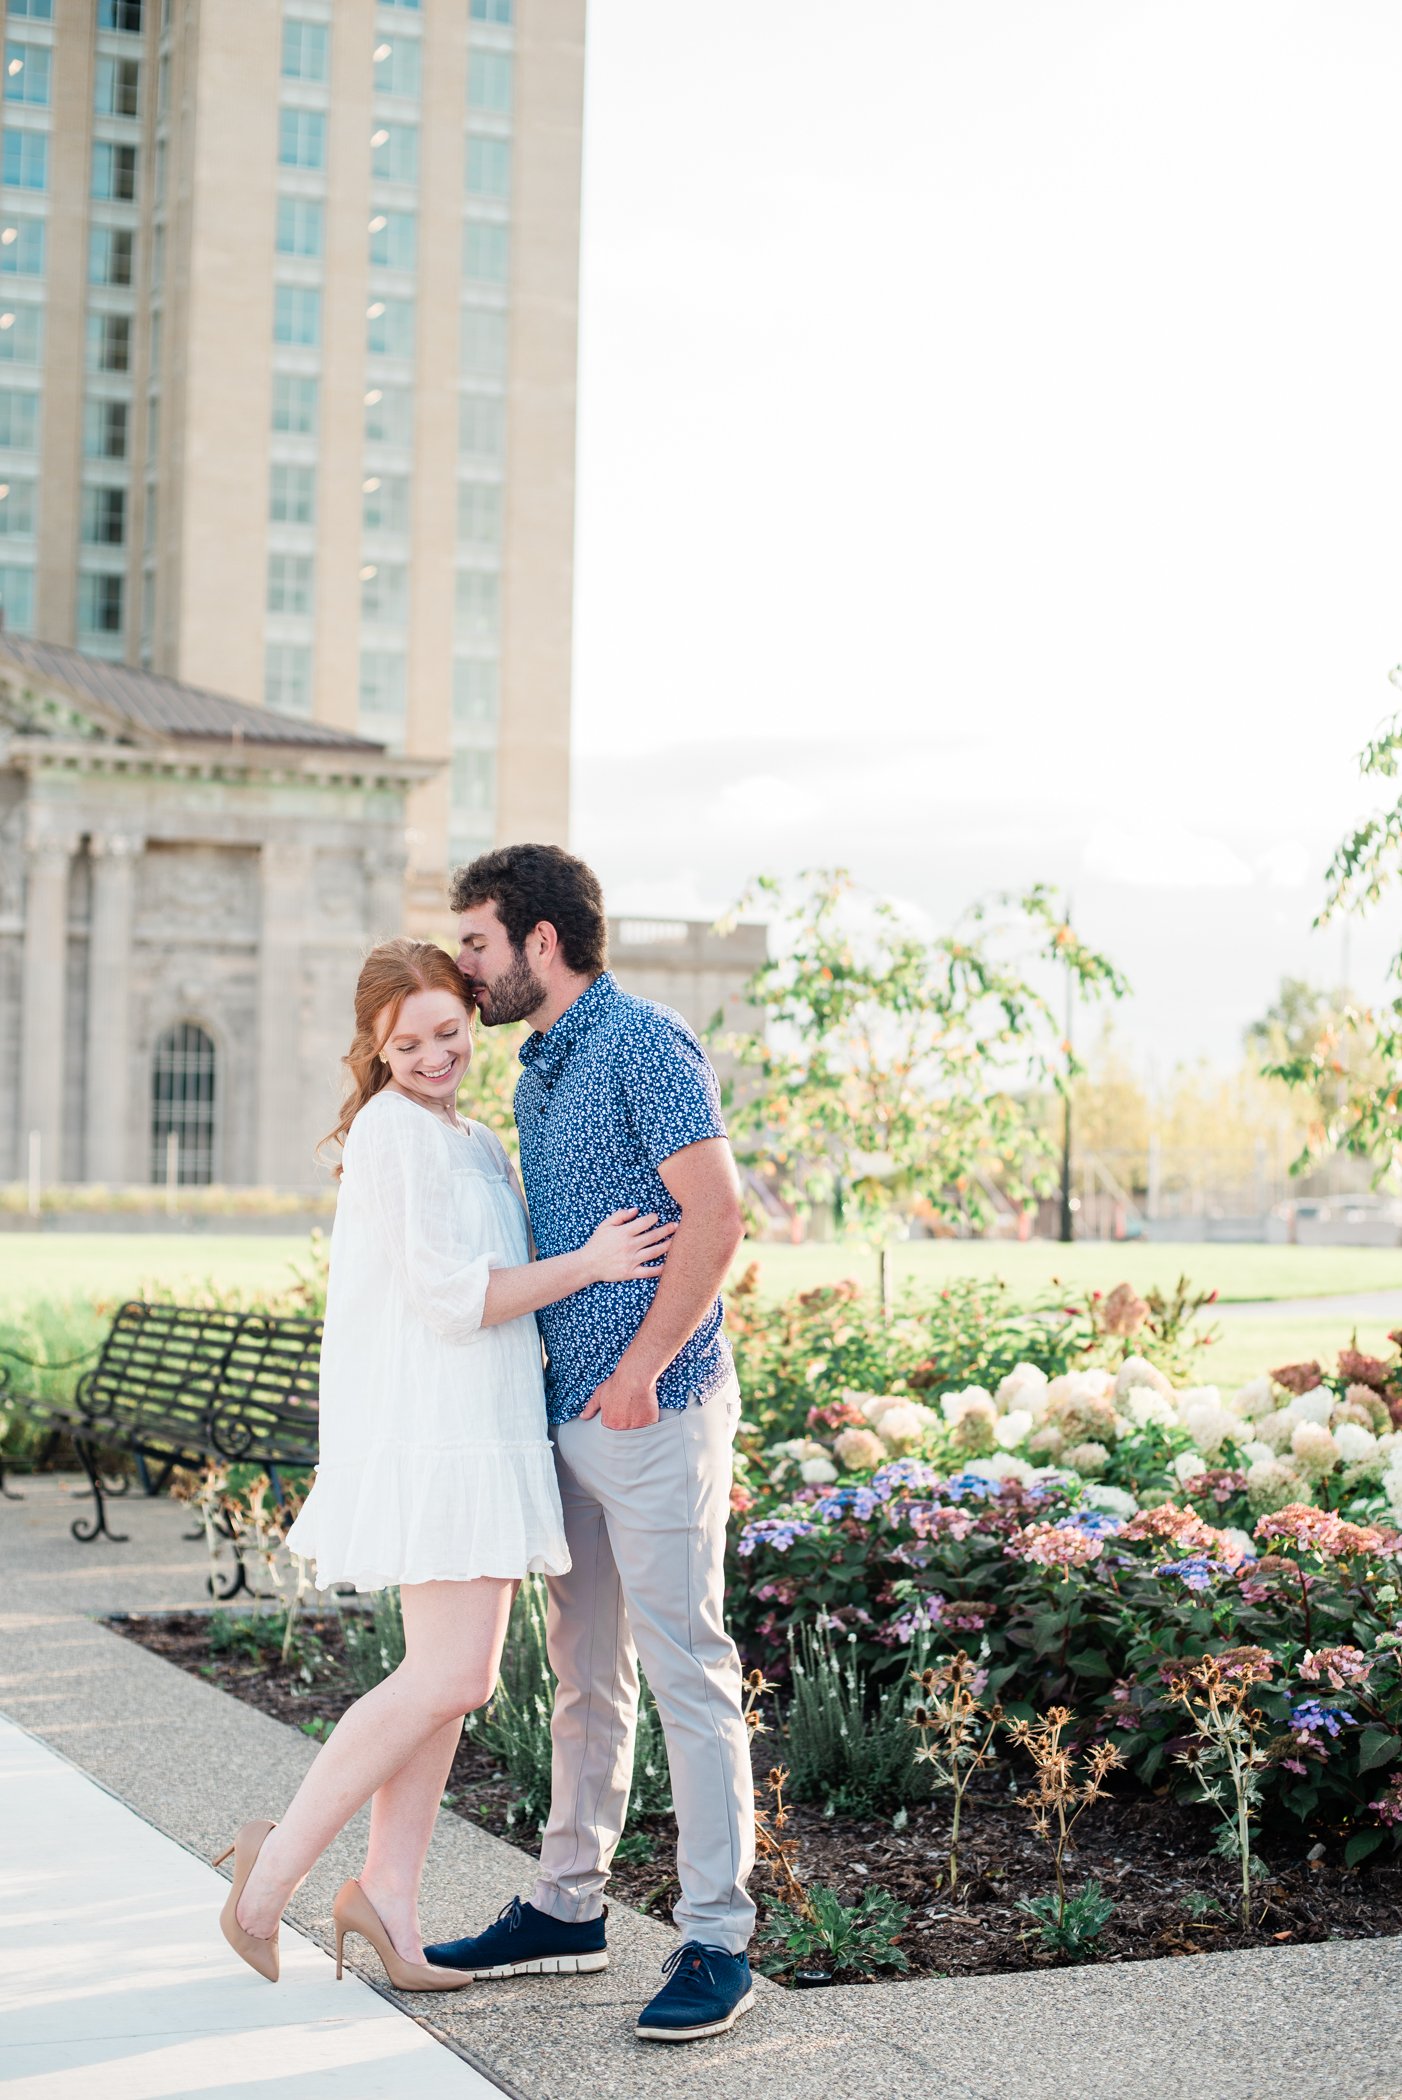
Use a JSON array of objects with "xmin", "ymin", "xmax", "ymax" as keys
[
  {"xmin": 356, "ymin": 1719, "xmax": 463, "ymax": 1960},
  {"xmin": 235, "ymin": 1577, "xmax": 515, "ymax": 1944}
]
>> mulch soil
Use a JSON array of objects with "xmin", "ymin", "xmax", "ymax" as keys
[{"xmin": 111, "ymin": 1609, "xmax": 1402, "ymax": 1982}]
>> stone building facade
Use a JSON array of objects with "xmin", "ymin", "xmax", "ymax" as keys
[{"xmin": 0, "ymin": 632, "xmax": 431, "ymax": 1192}]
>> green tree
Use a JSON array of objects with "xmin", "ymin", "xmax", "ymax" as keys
[
  {"xmin": 1266, "ymin": 684, "xmax": 1402, "ymax": 1175},
  {"xmin": 717, "ymin": 869, "xmax": 1128, "ymax": 1239}
]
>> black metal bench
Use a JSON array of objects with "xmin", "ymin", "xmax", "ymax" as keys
[{"xmin": 0, "ymin": 1300, "xmax": 321, "ymax": 1581}]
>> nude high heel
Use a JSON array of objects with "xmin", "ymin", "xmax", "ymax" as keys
[
  {"xmin": 332, "ymin": 1879, "xmax": 474, "ymax": 1992},
  {"xmin": 213, "ymin": 1819, "xmax": 280, "ymax": 1983}
]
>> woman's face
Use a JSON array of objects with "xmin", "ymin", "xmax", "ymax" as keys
[{"xmin": 377, "ymin": 986, "xmax": 473, "ymax": 1108}]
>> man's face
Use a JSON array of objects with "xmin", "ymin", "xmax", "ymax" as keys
[{"xmin": 456, "ymin": 900, "xmax": 548, "ymax": 1027}]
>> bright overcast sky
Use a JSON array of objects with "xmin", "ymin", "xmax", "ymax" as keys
[{"xmin": 568, "ymin": 1, "xmax": 1402, "ymax": 1068}]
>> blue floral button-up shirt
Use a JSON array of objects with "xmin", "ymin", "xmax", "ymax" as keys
[{"xmin": 515, "ymin": 972, "xmax": 734, "ymax": 1425}]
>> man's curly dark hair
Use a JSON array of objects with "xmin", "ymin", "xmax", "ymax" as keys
[{"xmin": 448, "ymin": 843, "xmax": 609, "ymax": 977}]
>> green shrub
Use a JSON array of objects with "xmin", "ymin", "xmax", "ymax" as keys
[
  {"xmin": 782, "ymin": 1623, "xmax": 930, "ymax": 1815},
  {"xmin": 340, "ymin": 1589, "xmax": 406, "ymax": 1693},
  {"xmin": 755, "ymin": 1883, "xmax": 911, "ymax": 1980}
]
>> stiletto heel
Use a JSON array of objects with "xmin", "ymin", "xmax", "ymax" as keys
[
  {"xmin": 215, "ymin": 1819, "xmax": 281, "ymax": 1983},
  {"xmin": 336, "ymin": 1930, "xmax": 345, "ymax": 1981},
  {"xmin": 331, "ymin": 1880, "xmax": 473, "ymax": 1993},
  {"xmin": 212, "ymin": 1844, "xmax": 235, "ymax": 1869}
]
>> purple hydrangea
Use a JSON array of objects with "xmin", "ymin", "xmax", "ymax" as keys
[
  {"xmin": 1058, "ymin": 1509, "xmax": 1125, "ymax": 1539},
  {"xmin": 1154, "ymin": 1555, "xmax": 1230, "ymax": 1592},
  {"xmin": 813, "ymin": 1485, "xmax": 882, "ymax": 1522},
  {"xmin": 737, "ymin": 1516, "xmax": 819, "ymax": 1559},
  {"xmin": 1289, "ymin": 1700, "xmax": 1358, "ymax": 1739}
]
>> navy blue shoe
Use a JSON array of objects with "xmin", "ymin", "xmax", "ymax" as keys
[
  {"xmin": 635, "ymin": 1942, "xmax": 754, "ymax": 2042},
  {"xmin": 424, "ymin": 1896, "xmax": 608, "ymax": 1978}
]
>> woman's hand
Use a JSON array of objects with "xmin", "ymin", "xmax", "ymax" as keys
[{"xmin": 583, "ymin": 1208, "xmax": 678, "ymax": 1284}]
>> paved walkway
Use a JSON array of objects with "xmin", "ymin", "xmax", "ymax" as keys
[
  {"xmin": 4, "ymin": 1473, "xmax": 1402, "ymax": 2100},
  {"xmin": 0, "ymin": 1715, "xmax": 497, "ymax": 2099},
  {"xmin": 1215, "ymin": 1288, "xmax": 1402, "ymax": 1324}
]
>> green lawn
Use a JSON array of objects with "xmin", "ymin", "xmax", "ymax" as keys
[
  {"xmin": 0, "ymin": 1234, "xmax": 316, "ymax": 1312},
  {"xmin": 2, "ymin": 1231, "xmax": 1397, "ymax": 1399},
  {"xmin": 727, "ymin": 1238, "xmax": 1401, "ymax": 1306}
]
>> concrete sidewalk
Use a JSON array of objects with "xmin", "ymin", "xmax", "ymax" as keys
[
  {"xmin": 0, "ymin": 1715, "xmax": 499, "ymax": 2098},
  {"xmin": 4, "ymin": 1474, "xmax": 1402, "ymax": 2100}
]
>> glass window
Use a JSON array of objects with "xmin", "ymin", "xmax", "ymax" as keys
[
  {"xmin": 89, "ymin": 225, "xmax": 135, "ymax": 286},
  {"xmin": 83, "ymin": 398, "xmax": 127, "ymax": 458},
  {"xmin": 452, "ymin": 656, "xmax": 498, "ymax": 727},
  {"xmin": 361, "ymin": 471, "xmax": 410, "ymax": 533},
  {"xmin": 368, "ymin": 209, "xmax": 416, "ymax": 270},
  {"xmin": 359, "ymin": 648, "xmax": 406, "ymax": 714},
  {"xmin": 467, "ymin": 49, "xmax": 512, "ymax": 113},
  {"xmin": 84, "ymin": 311, "xmax": 130, "ymax": 372},
  {"xmin": 2, "ymin": 130, "xmax": 47, "ymax": 191},
  {"xmin": 98, "ymin": 0, "xmax": 144, "ymax": 30},
  {"xmin": 149, "ymin": 1022, "xmax": 217, "ymax": 1187},
  {"xmin": 465, "ymin": 135, "xmax": 510, "ymax": 200},
  {"xmin": 273, "ymin": 282, "xmax": 321, "ymax": 347},
  {"xmin": 278, "ymin": 106, "xmax": 326, "ymax": 171},
  {"xmin": 269, "ymin": 461, "xmax": 316, "ymax": 523},
  {"xmin": 451, "ymin": 747, "xmax": 496, "ymax": 813},
  {"xmin": 0, "ymin": 304, "xmax": 42, "ymax": 364},
  {"xmin": 265, "ymin": 640, "xmax": 313, "ymax": 715},
  {"xmin": 463, "ymin": 219, "xmax": 508, "ymax": 285},
  {"xmin": 157, "ymin": 53, "xmax": 169, "ymax": 117},
  {"xmin": 267, "ymin": 550, "xmax": 314, "ymax": 615},
  {"xmin": 373, "ymin": 35, "xmax": 421, "ymax": 99},
  {"xmin": 81, "ymin": 485, "xmax": 126, "ymax": 544},
  {"xmin": 0, "ymin": 388, "xmax": 39, "ymax": 448},
  {"xmin": 470, "ymin": 0, "xmax": 513, "ymax": 22},
  {"xmin": 366, "ymin": 295, "xmax": 413, "ymax": 359},
  {"xmin": 145, "ymin": 391, "xmax": 159, "ymax": 465},
  {"xmin": 94, "ymin": 54, "xmax": 141, "ymax": 117},
  {"xmin": 271, "ymin": 372, "xmax": 318, "ymax": 434},
  {"xmin": 381, "ymin": 0, "xmax": 421, "ymax": 10},
  {"xmin": 151, "ymin": 221, "xmax": 164, "ymax": 289},
  {"xmin": 91, "ymin": 141, "xmax": 138, "ymax": 202},
  {"xmin": 281, "ymin": 18, "xmax": 329, "ymax": 83},
  {"xmin": 142, "ymin": 483, "xmax": 156, "ymax": 552},
  {"xmin": 5, "ymin": 42, "xmax": 52, "ymax": 106},
  {"xmin": 364, "ymin": 384, "xmax": 412, "ymax": 446},
  {"xmin": 0, "ymin": 478, "xmax": 35, "ymax": 534},
  {"xmin": 456, "ymin": 480, "xmax": 500, "ymax": 546},
  {"xmin": 458, "ymin": 392, "xmax": 503, "ymax": 461},
  {"xmin": 78, "ymin": 570, "xmax": 124, "ymax": 634},
  {"xmin": 148, "ymin": 306, "xmax": 162, "ymax": 377},
  {"xmin": 276, "ymin": 195, "xmax": 324, "ymax": 258},
  {"xmin": 0, "ymin": 561, "xmax": 33, "ymax": 631},
  {"xmin": 0, "ymin": 218, "xmax": 45, "ymax": 276},
  {"xmin": 371, "ymin": 121, "xmax": 418, "ymax": 184},
  {"xmin": 454, "ymin": 566, "xmax": 498, "ymax": 640},
  {"xmin": 460, "ymin": 306, "xmax": 506, "ymax": 378},
  {"xmin": 7, "ymin": 0, "xmax": 53, "ymax": 17},
  {"xmin": 360, "ymin": 560, "xmax": 407, "ymax": 624}
]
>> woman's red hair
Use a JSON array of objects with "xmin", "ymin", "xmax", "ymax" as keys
[{"xmin": 321, "ymin": 938, "xmax": 473, "ymax": 1171}]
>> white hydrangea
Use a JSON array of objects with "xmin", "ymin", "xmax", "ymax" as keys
[
  {"xmin": 1232, "ymin": 1376, "xmax": 1276, "ymax": 1421},
  {"xmin": 1253, "ymin": 1411, "xmax": 1297, "ymax": 1454},
  {"xmin": 1081, "ymin": 1483, "xmax": 1138, "ymax": 1518},
  {"xmin": 771, "ymin": 1437, "xmax": 832, "ymax": 1463},
  {"xmin": 1115, "ymin": 1354, "xmax": 1173, "ymax": 1401},
  {"xmin": 1173, "ymin": 1450, "xmax": 1209, "ymax": 1486},
  {"xmin": 1240, "ymin": 1439, "xmax": 1277, "ymax": 1466},
  {"xmin": 941, "ymin": 1386, "xmax": 997, "ymax": 1426},
  {"xmin": 860, "ymin": 1393, "xmax": 903, "ymax": 1427},
  {"xmin": 1384, "ymin": 1456, "xmax": 1402, "ymax": 1526},
  {"xmin": 1333, "ymin": 1421, "xmax": 1379, "ymax": 1464},
  {"xmin": 1284, "ymin": 1387, "xmax": 1334, "ymax": 1427},
  {"xmin": 994, "ymin": 1408, "xmax": 1035, "ymax": 1450},
  {"xmin": 1181, "ymin": 1398, "xmax": 1238, "ymax": 1460},
  {"xmin": 996, "ymin": 1363, "xmax": 1050, "ymax": 1413},
  {"xmin": 964, "ymin": 1452, "xmax": 1039, "ymax": 1484},
  {"xmin": 799, "ymin": 1456, "xmax": 839, "ymax": 1486},
  {"xmin": 1290, "ymin": 1420, "xmax": 1339, "ymax": 1474},
  {"xmin": 1125, "ymin": 1388, "xmax": 1177, "ymax": 1432},
  {"xmin": 876, "ymin": 1401, "xmax": 938, "ymax": 1453},
  {"xmin": 1219, "ymin": 1526, "xmax": 1258, "ymax": 1564}
]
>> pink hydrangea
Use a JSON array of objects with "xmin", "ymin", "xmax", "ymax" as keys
[
  {"xmin": 1006, "ymin": 1521, "xmax": 1105, "ymax": 1570},
  {"xmin": 1299, "ymin": 1645, "xmax": 1373, "ymax": 1689}
]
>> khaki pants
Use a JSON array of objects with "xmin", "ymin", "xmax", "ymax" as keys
[{"xmin": 530, "ymin": 1382, "xmax": 757, "ymax": 1953}]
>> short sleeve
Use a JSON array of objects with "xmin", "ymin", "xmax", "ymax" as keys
[
  {"xmin": 614, "ymin": 1009, "xmax": 727, "ymax": 1172},
  {"xmin": 345, "ymin": 1097, "xmax": 501, "ymax": 1343}
]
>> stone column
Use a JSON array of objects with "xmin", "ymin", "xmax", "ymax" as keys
[
  {"xmin": 255, "ymin": 841, "xmax": 312, "ymax": 1186},
  {"xmin": 85, "ymin": 833, "xmax": 143, "ymax": 1185},
  {"xmin": 19, "ymin": 833, "xmax": 75, "ymax": 1189}
]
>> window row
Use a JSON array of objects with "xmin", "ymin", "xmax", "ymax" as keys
[
  {"xmin": 0, "ymin": 478, "xmax": 34, "ymax": 533},
  {"xmin": 275, "ymin": 205, "xmax": 508, "ymax": 282},
  {"xmin": 0, "ymin": 304, "xmax": 41, "ymax": 364},
  {"xmin": 0, "ymin": 218, "xmax": 44, "ymax": 276},
  {"xmin": 4, "ymin": 41, "xmax": 51, "ymax": 108}
]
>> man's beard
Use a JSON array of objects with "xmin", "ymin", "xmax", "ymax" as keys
[{"xmin": 470, "ymin": 948, "xmax": 548, "ymax": 1027}]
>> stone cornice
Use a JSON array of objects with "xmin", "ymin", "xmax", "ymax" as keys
[{"xmin": 3, "ymin": 733, "xmax": 442, "ymax": 790}]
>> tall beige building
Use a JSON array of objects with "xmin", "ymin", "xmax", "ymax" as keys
[{"xmin": 0, "ymin": 0, "xmax": 583, "ymax": 914}]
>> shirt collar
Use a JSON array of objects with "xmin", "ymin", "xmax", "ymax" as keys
[{"xmin": 519, "ymin": 971, "xmax": 617, "ymax": 1080}]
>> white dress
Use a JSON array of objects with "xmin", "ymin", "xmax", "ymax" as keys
[{"xmin": 285, "ymin": 1088, "xmax": 570, "ymax": 1592}]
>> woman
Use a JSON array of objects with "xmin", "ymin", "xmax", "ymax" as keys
[{"xmin": 216, "ymin": 939, "xmax": 674, "ymax": 1990}]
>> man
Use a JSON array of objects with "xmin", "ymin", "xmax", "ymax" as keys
[{"xmin": 425, "ymin": 844, "xmax": 757, "ymax": 2043}]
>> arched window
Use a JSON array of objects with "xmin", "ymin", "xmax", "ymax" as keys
[{"xmin": 150, "ymin": 1021, "xmax": 217, "ymax": 1185}]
